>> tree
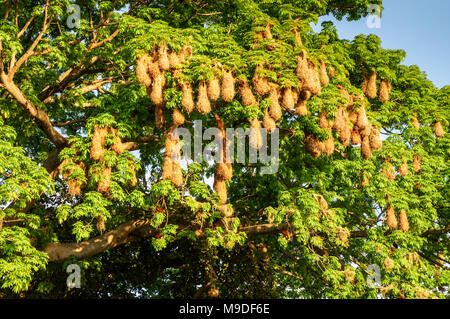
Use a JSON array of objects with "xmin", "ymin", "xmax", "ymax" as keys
[{"xmin": 0, "ymin": 0, "xmax": 448, "ymax": 299}]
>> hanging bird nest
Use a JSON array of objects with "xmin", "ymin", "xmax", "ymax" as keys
[
  {"xmin": 91, "ymin": 124, "xmax": 108, "ymax": 160},
  {"xmin": 370, "ymin": 127, "xmax": 382, "ymax": 150},
  {"xmin": 281, "ymin": 87, "xmax": 296, "ymax": 109},
  {"xmin": 180, "ymin": 81, "xmax": 194, "ymax": 114},
  {"xmin": 305, "ymin": 134, "xmax": 322, "ymax": 158},
  {"xmin": 337, "ymin": 227, "xmax": 349, "ymax": 248},
  {"xmin": 319, "ymin": 112, "xmax": 330, "ymax": 129},
  {"xmin": 384, "ymin": 257, "xmax": 394, "ymax": 270},
  {"xmin": 411, "ymin": 116, "xmax": 420, "ymax": 129},
  {"xmin": 351, "ymin": 127, "xmax": 362, "ymax": 145},
  {"xmin": 168, "ymin": 51, "xmax": 180, "ymax": 69},
  {"xmin": 295, "ymin": 91, "xmax": 310, "ymax": 116},
  {"xmin": 172, "ymin": 108, "xmax": 185, "ymax": 126},
  {"xmin": 213, "ymin": 177, "xmax": 228, "ymax": 205},
  {"xmin": 207, "ymin": 74, "xmax": 221, "ymax": 101},
  {"xmin": 238, "ymin": 79, "xmax": 258, "ymax": 106},
  {"xmin": 268, "ymin": 84, "xmax": 282, "ymax": 121},
  {"xmin": 413, "ymin": 156, "xmax": 422, "ymax": 174},
  {"xmin": 382, "ymin": 161, "xmax": 396, "ymax": 180},
  {"xmin": 197, "ymin": 81, "xmax": 212, "ymax": 114},
  {"xmin": 399, "ymin": 211, "xmax": 409, "ymax": 232},
  {"xmin": 136, "ymin": 53, "xmax": 153, "ymax": 87},
  {"xmin": 319, "ymin": 60, "xmax": 329, "ymax": 86},
  {"xmin": 221, "ymin": 70, "xmax": 235, "ymax": 102},
  {"xmin": 356, "ymin": 104, "xmax": 369, "ymax": 132},
  {"xmin": 379, "ymin": 80, "xmax": 391, "ymax": 103},
  {"xmin": 386, "ymin": 205, "xmax": 398, "ymax": 230},
  {"xmin": 150, "ymin": 73, "xmax": 165, "ymax": 106},
  {"xmin": 252, "ymin": 65, "xmax": 271, "ymax": 96},
  {"xmin": 361, "ymin": 135, "xmax": 372, "ymax": 159},
  {"xmin": 97, "ymin": 166, "xmax": 112, "ymax": 195},
  {"xmin": 263, "ymin": 109, "xmax": 277, "ymax": 133},
  {"xmin": 399, "ymin": 161, "xmax": 409, "ymax": 176},
  {"xmin": 249, "ymin": 117, "xmax": 263, "ymax": 149},
  {"xmin": 361, "ymin": 171, "xmax": 370, "ymax": 187},
  {"xmin": 322, "ymin": 137, "xmax": 335, "ymax": 156},
  {"xmin": 366, "ymin": 71, "xmax": 377, "ymax": 98},
  {"xmin": 434, "ymin": 121, "xmax": 445, "ymax": 138},
  {"xmin": 157, "ymin": 43, "xmax": 170, "ymax": 71}
]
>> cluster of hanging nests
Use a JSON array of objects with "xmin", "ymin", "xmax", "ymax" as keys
[
  {"xmin": 135, "ymin": 24, "xmax": 446, "ymax": 224},
  {"xmin": 58, "ymin": 125, "xmax": 137, "ymax": 231}
]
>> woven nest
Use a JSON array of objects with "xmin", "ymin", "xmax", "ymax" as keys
[
  {"xmin": 386, "ymin": 205, "xmax": 398, "ymax": 230},
  {"xmin": 319, "ymin": 60, "xmax": 329, "ymax": 86},
  {"xmin": 383, "ymin": 162, "xmax": 396, "ymax": 180},
  {"xmin": 366, "ymin": 71, "xmax": 377, "ymax": 98},
  {"xmin": 180, "ymin": 81, "xmax": 194, "ymax": 114},
  {"xmin": 399, "ymin": 161, "xmax": 409, "ymax": 176},
  {"xmin": 172, "ymin": 108, "xmax": 185, "ymax": 126},
  {"xmin": 155, "ymin": 104, "xmax": 165, "ymax": 129},
  {"xmin": 322, "ymin": 137, "xmax": 335, "ymax": 156},
  {"xmin": 384, "ymin": 257, "xmax": 394, "ymax": 270},
  {"xmin": 213, "ymin": 177, "xmax": 228, "ymax": 205},
  {"xmin": 263, "ymin": 109, "xmax": 277, "ymax": 133},
  {"xmin": 281, "ymin": 87, "xmax": 296, "ymax": 109},
  {"xmin": 295, "ymin": 91, "xmax": 309, "ymax": 116},
  {"xmin": 351, "ymin": 127, "xmax": 362, "ymax": 145},
  {"xmin": 91, "ymin": 124, "xmax": 108, "ymax": 160},
  {"xmin": 221, "ymin": 70, "xmax": 235, "ymax": 102},
  {"xmin": 370, "ymin": 127, "xmax": 382, "ymax": 150},
  {"xmin": 168, "ymin": 51, "xmax": 180, "ymax": 69},
  {"xmin": 150, "ymin": 73, "xmax": 165, "ymax": 106},
  {"xmin": 413, "ymin": 156, "xmax": 422, "ymax": 174},
  {"xmin": 361, "ymin": 171, "xmax": 370, "ymax": 187},
  {"xmin": 268, "ymin": 84, "xmax": 282, "ymax": 121},
  {"xmin": 332, "ymin": 107, "xmax": 346, "ymax": 133},
  {"xmin": 263, "ymin": 23, "xmax": 273, "ymax": 39},
  {"xmin": 197, "ymin": 81, "xmax": 212, "ymax": 114},
  {"xmin": 207, "ymin": 76, "xmax": 221, "ymax": 101},
  {"xmin": 253, "ymin": 65, "xmax": 271, "ymax": 96},
  {"xmin": 356, "ymin": 104, "xmax": 369, "ymax": 131},
  {"xmin": 411, "ymin": 117, "xmax": 420, "ymax": 129},
  {"xmin": 361, "ymin": 135, "xmax": 372, "ymax": 159},
  {"xmin": 171, "ymin": 160, "xmax": 183, "ymax": 187},
  {"xmin": 97, "ymin": 166, "xmax": 112, "ymax": 195},
  {"xmin": 337, "ymin": 227, "xmax": 349, "ymax": 248},
  {"xmin": 157, "ymin": 43, "xmax": 170, "ymax": 71},
  {"xmin": 217, "ymin": 162, "xmax": 233, "ymax": 182},
  {"xmin": 68, "ymin": 178, "xmax": 82, "ymax": 196},
  {"xmin": 379, "ymin": 80, "xmax": 391, "ymax": 103},
  {"xmin": 434, "ymin": 121, "xmax": 445, "ymax": 138},
  {"xmin": 296, "ymin": 50, "xmax": 322, "ymax": 95},
  {"xmin": 238, "ymin": 79, "xmax": 258, "ymax": 106},
  {"xmin": 136, "ymin": 53, "xmax": 153, "ymax": 87},
  {"xmin": 249, "ymin": 118, "xmax": 263, "ymax": 149},
  {"xmin": 399, "ymin": 211, "xmax": 409, "ymax": 232},
  {"xmin": 319, "ymin": 112, "xmax": 330, "ymax": 129},
  {"xmin": 305, "ymin": 134, "xmax": 322, "ymax": 158}
]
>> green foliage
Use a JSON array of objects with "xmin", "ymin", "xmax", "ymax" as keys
[{"xmin": 0, "ymin": 0, "xmax": 447, "ymax": 299}]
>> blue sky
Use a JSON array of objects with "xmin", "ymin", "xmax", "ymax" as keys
[{"xmin": 311, "ymin": 0, "xmax": 450, "ymax": 89}]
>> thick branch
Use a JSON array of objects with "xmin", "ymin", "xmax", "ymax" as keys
[{"xmin": 0, "ymin": 72, "xmax": 67, "ymax": 147}]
